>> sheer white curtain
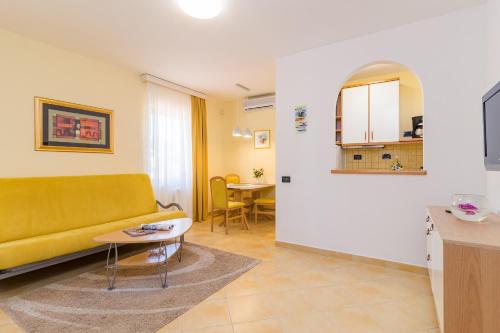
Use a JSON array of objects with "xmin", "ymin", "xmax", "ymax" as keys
[{"xmin": 145, "ymin": 83, "xmax": 193, "ymax": 216}]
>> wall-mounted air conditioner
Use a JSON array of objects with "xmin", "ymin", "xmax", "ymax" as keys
[{"xmin": 243, "ymin": 94, "xmax": 275, "ymax": 111}]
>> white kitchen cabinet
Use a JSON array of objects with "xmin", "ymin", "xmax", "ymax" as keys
[
  {"xmin": 426, "ymin": 213, "xmax": 444, "ymax": 332},
  {"xmin": 369, "ymin": 80, "xmax": 400, "ymax": 142},
  {"xmin": 341, "ymin": 85, "xmax": 369, "ymax": 144},
  {"xmin": 341, "ymin": 80, "xmax": 399, "ymax": 145},
  {"xmin": 425, "ymin": 216, "xmax": 433, "ymax": 277}
]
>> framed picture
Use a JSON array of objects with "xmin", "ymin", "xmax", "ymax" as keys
[
  {"xmin": 254, "ymin": 129, "xmax": 271, "ymax": 149},
  {"xmin": 294, "ymin": 105, "xmax": 307, "ymax": 132},
  {"xmin": 35, "ymin": 97, "xmax": 114, "ymax": 153}
]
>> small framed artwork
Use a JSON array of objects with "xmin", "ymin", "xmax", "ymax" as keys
[
  {"xmin": 294, "ymin": 105, "xmax": 307, "ymax": 132},
  {"xmin": 254, "ymin": 129, "xmax": 271, "ymax": 149},
  {"xmin": 35, "ymin": 97, "xmax": 114, "ymax": 153}
]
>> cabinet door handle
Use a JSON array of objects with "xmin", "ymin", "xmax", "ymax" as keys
[
  {"xmin": 364, "ymin": 131, "xmax": 367, "ymax": 141},
  {"xmin": 371, "ymin": 131, "xmax": 374, "ymax": 140},
  {"xmin": 427, "ymin": 254, "xmax": 431, "ymax": 261}
]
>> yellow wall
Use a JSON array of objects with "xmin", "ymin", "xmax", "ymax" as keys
[
  {"xmin": 206, "ymin": 98, "xmax": 276, "ymax": 208},
  {"xmin": 343, "ymin": 70, "xmax": 423, "ymax": 137},
  {"xmin": 227, "ymin": 100, "xmax": 276, "ymax": 183},
  {"xmin": 0, "ymin": 29, "xmax": 145, "ymax": 177},
  {"xmin": 207, "ymin": 99, "xmax": 275, "ymax": 183},
  {"xmin": 206, "ymin": 98, "xmax": 230, "ymax": 182},
  {"xmin": 0, "ymin": 28, "xmax": 275, "ymax": 213}
]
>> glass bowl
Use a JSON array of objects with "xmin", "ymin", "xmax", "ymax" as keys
[{"xmin": 450, "ymin": 194, "xmax": 489, "ymax": 223}]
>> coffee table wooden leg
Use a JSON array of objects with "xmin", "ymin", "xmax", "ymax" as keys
[{"xmin": 106, "ymin": 243, "xmax": 118, "ymax": 290}]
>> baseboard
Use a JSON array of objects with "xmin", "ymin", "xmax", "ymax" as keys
[{"xmin": 275, "ymin": 240, "xmax": 427, "ymax": 275}]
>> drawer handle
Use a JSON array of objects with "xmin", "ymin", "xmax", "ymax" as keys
[{"xmin": 427, "ymin": 254, "xmax": 431, "ymax": 262}]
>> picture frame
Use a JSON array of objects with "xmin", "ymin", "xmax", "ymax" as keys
[
  {"xmin": 254, "ymin": 129, "xmax": 271, "ymax": 149},
  {"xmin": 35, "ymin": 97, "xmax": 114, "ymax": 153},
  {"xmin": 294, "ymin": 105, "xmax": 307, "ymax": 132}
]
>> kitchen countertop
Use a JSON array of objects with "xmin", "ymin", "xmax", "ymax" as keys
[
  {"xmin": 427, "ymin": 206, "xmax": 500, "ymax": 250},
  {"xmin": 331, "ymin": 169, "xmax": 427, "ymax": 175}
]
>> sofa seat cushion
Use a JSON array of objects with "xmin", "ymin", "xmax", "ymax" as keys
[{"xmin": 0, "ymin": 210, "xmax": 187, "ymax": 270}]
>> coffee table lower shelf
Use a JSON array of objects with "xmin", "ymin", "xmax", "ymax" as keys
[{"xmin": 105, "ymin": 240, "xmax": 182, "ymax": 290}]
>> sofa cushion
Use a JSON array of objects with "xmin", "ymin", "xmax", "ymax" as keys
[
  {"xmin": 0, "ymin": 174, "xmax": 159, "ymax": 243},
  {"xmin": 0, "ymin": 210, "xmax": 186, "ymax": 270}
]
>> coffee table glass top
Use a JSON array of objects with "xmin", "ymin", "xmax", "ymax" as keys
[{"xmin": 93, "ymin": 217, "xmax": 192, "ymax": 244}]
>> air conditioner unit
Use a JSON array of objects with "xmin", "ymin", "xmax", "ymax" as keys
[{"xmin": 243, "ymin": 94, "xmax": 275, "ymax": 111}]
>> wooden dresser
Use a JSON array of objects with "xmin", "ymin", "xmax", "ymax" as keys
[{"xmin": 426, "ymin": 206, "xmax": 500, "ymax": 333}]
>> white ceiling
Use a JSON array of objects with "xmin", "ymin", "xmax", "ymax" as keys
[{"xmin": 0, "ymin": 0, "xmax": 482, "ymax": 99}]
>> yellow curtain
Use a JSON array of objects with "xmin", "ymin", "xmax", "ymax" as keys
[{"xmin": 191, "ymin": 96, "xmax": 208, "ymax": 222}]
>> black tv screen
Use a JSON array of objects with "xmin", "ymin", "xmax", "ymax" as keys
[{"xmin": 484, "ymin": 81, "xmax": 500, "ymax": 171}]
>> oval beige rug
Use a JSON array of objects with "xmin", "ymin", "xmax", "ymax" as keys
[{"xmin": 1, "ymin": 243, "xmax": 260, "ymax": 333}]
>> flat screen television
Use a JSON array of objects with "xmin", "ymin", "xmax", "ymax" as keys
[{"xmin": 483, "ymin": 81, "xmax": 500, "ymax": 171}]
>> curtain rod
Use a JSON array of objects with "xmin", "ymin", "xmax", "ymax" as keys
[{"xmin": 141, "ymin": 74, "xmax": 208, "ymax": 100}]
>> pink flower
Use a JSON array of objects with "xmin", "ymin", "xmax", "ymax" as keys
[{"xmin": 457, "ymin": 203, "xmax": 478, "ymax": 211}]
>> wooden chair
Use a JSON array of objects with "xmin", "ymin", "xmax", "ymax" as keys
[
  {"xmin": 225, "ymin": 174, "xmax": 240, "ymax": 200},
  {"xmin": 254, "ymin": 198, "xmax": 275, "ymax": 223},
  {"xmin": 225, "ymin": 173, "xmax": 240, "ymax": 184},
  {"xmin": 210, "ymin": 176, "xmax": 249, "ymax": 234},
  {"xmin": 226, "ymin": 173, "xmax": 255, "ymax": 203}
]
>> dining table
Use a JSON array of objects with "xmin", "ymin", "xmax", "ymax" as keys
[{"xmin": 226, "ymin": 183, "xmax": 275, "ymax": 202}]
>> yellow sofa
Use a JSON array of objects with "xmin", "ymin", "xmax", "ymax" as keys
[{"xmin": 0, "ymin": 174, "xmax": 186, "ymax": 275}]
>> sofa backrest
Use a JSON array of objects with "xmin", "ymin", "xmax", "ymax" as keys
[{"xmin": 0, "ymin": 174, "xmax": 158, "ymax": 243}]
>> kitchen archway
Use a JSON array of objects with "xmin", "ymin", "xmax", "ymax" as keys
[{"xmin": 334, "ymin": 61, "xmax": 425, "ymax": 174}]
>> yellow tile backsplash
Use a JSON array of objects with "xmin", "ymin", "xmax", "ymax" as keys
[{"xmin": 343, "ymin": 143, "xmax": 423, "ymax": 171}]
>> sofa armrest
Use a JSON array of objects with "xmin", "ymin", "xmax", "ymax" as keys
[{"xmin": 156, "ymin": 200, "xmax": 183, "ymax": 211}]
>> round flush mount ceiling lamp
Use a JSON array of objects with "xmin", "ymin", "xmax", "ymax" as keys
[{"xmin": 177, "ymin": 0, "xmax": 223, "ymax": 19}]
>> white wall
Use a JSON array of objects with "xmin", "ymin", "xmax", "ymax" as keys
[
  {"xmin": 486, "ymin": 0, "xmax": 500, "ymax": 212},
  {"xmin": 0, "ymin": 29, "xmax": 145, "ymax": 177},
  {"xmin": 276, "ymin": 6, "xmax": 486, "ymax": 266}
]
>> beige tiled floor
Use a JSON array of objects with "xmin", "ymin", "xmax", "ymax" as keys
[
  {"xmin": 0, "ymin": 218, "xmax": 438, "ymax": 333},
  {"xmin": 157, "ymin": 219, "xmax": 438, "ymax": 333}
]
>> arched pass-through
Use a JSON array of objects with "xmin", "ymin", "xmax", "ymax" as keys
[{"xmin": 334, "ymin": 61, "xmax": 425, "ymax": 174}]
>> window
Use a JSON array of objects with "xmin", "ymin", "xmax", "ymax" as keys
[{"xmin": 145, "ymin": 83, "xmax": 193, "ymax": 215}]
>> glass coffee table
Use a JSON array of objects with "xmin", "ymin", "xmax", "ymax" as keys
[{"xmin": 93, "ymin": 217, "xmax": 192, "ymax": 290}]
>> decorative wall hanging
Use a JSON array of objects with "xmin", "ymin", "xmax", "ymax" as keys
[
  {"xmin": 254, "ymin": 129, "xmax": 271, "ymax": 149},
  {"xmin": 35, "ymin": 97, "xmax": 114, "ymax": 153},
  {"xmin": 294, "ymin": 105, "xmax": 307, "ymax": 132}
]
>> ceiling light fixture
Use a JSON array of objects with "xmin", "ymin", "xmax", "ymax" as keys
[
  {"xmin": 242, "ymin": 128, "xmax": 252, "ymax": 138},
  {"xmin": 177, "ymin": 0, "xmax": 222, "ymax": 19},
  {"xmin": 232, "ymin": 126, "xmax": 242, "ymax": 137}
]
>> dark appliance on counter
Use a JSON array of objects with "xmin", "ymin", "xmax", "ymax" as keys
[
  {"xmin": 412, "ymin": 116, "xmax": 423, "ymax": 138},
  {"xmin": 483, "ymin": 81, "xmax": 500, "ymax": 171}
]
